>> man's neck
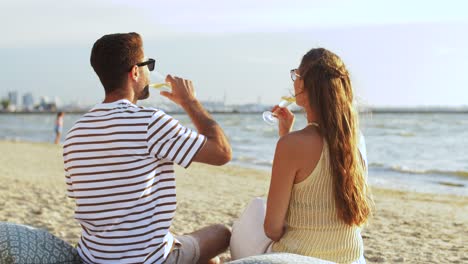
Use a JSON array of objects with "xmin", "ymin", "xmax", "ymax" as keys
[{"xmin": 102, "ymin": 89, "xmax": 136, "ymax": 104}]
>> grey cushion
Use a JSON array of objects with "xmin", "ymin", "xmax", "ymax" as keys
[
  {"xmin": 227, "ymin": 253, "xmax": 335, "ymax": 264},
  {"xmin": 0, "ymin": 222, "xmax": 82, "ymax": 264}
]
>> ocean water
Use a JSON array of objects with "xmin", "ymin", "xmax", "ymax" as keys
[{"xmin": 1, "ymin": 111, "xmax": 467, "ymax": 196}]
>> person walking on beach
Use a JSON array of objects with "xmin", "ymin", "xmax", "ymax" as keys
[
  {"xmin": 230, "ymin": 48, "xmax": 373, "ymax": 264},
  {"xmin": 63, "ymin": 33, "xmax": 232, "ymax": 264},
  {"xmin": 54, "ymin": 111, "xmax": 64, "ymax": 144}
]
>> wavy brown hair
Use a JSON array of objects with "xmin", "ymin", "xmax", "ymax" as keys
[{"xmin": 299, "ymin": 48, "xmax": 372, "ymax": 226}]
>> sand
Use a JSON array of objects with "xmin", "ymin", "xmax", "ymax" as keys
[{"xmin": 0, "ymin": 140, "xmax": 466, "ymax": 263}]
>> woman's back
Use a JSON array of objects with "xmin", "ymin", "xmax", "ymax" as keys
[
  {"xmin": 271, "ymin": 137, "xmax": 364, "ymax": 263},
  {"xmin": 262, "ymin": 47, "xmax": 371, "ymax": 264}
]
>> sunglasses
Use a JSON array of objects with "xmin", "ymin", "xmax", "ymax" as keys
[
  {"xmin": 290, "ymin": 69, "xmax": 301, "ymax": 81},
  {"xmin": 134, "ymin": 58, "xmax": 155, "ymax": 71}
]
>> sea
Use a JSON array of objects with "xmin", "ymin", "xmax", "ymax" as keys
[{"xmin": 1, "ymin": 111, "xmax": 467, "ymax": 196}]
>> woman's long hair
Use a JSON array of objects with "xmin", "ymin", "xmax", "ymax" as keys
[{"xmin": 300, "ymin": 48, "xmax": 372, "ymax": 226}]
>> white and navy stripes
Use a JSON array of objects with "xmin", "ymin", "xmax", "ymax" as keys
[{"xmin": 63, "ymin": 99, "xmax": 206, "ymax": 264}]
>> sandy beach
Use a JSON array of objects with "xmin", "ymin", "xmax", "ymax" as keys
[{"xmin": 0, "ymin": 140, "xmax": 466, "ymax": 263}]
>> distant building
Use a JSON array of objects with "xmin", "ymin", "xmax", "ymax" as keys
[
  {"xmin": 233, "ymin": 103, "xmax": 267, "ymax": 113},
  {"xmin": 39, "ymin": 96, "xmax": 49, "ymax": 107},
  {"xmin": 36, "ymin": 96, "xmax": 57, "ymax": 112},
  {"xmin": 201, "ymin": 100, "xmax": 233, "ymax": 112},
  {"xmin": 22, "ymin": 93, "xmax": 34, "ymax": 111},
  {"xmin": 53, "ymin": 96, "xmax": 61, "ymax": 108},
  {"xmin": 8, "ymin": 91, "xmax": 19, "ymax": 108}
]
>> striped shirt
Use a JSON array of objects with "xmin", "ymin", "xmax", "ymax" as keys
[{"xmin": 63, "ymin": 99, "xmax": 206, "ymax": 264}]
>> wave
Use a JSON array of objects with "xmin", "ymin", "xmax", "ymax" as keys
[
  {"xmin": 233, "ymin": 156, "xmax": 272, "ymax": 167},
  {"xmin": 370, "ymin": 164, "xmax": 468, "ymax": 178},
  {"xmin": 0, "ymin": 136, "xmax": 22, "ymax": 142},
  {"xmin": 397, "ymin": 132, "xmax": 416, "ymax": 137},
  {"xmin": 230, "ymin": 137, "xmax": 253, "ymax": 144},
  {"xmin": 253, "ymin": 160, "xmax": 273, "ymax": 167},
  {"xmin": 234, "ymin": 156, "xmax": 257, "ymax": 162},
  {"xmin": 372, "ymin": 131, "xmax": 416, "ymax": 137},
  {"xmin": 369, "ymin": 162, "xmax": 385, "ymax": 168},
  {"xmin": 234, "ymin": 158, "xmax": 468, "ymax": 178},
  {"xmin": 222, "ymin": 119, "xmax": 242, "ymax": 126},
  {"xmin": 244, "ymin": 125, "xmax": 261, "ymax": 132},
  {"xmin": 374, "ymin": 124, "xmax": 399, "ymax": 129}
]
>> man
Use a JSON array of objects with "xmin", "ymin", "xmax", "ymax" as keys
[{"xmin": 63, "ymin": 32, "xmax": 232, "ymax": 264}]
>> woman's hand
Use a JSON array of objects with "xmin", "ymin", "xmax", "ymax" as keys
[{"xmin": 271, "ymin": 106, "xmax": 295, "ymax": 137}]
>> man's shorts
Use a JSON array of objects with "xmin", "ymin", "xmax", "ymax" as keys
[{"xmin": 165, "ymin": 235, "xmax": 200, "ymax": 264}]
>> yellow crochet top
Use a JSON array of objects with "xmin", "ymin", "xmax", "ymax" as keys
[{"xmin": 271, "ymin": 141, "xmax": 364, "ymax": 264}]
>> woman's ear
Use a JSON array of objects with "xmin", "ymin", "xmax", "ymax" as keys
[{"xmin": 299, "ymin": 78, "xmax": 305, "ymax": 92}]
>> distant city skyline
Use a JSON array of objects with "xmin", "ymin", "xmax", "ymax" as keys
[
  {"xmin": 1, "ymin": 0, "xmax": 467, "ymax": 107},
  {"xmin": 3, "ymin": 89, "xmax": 467, "ymax": 116}
]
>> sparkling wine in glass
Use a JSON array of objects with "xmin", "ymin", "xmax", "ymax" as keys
[
  {"xmin": 149, "ymin": 70, "xmax": 171, "ymax": 92},
  {"xmin": 262, "ymin": 96, "xmax": 296, "ymax": 125}
]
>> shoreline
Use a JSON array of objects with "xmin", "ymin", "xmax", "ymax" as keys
[
  {"xmin": 2, "ymin": 108, "xmax": 468, "ymax": 115},
  {"xmin": 1, "ymin": 138, "xmax": 466, "ymax": 197},
  {"xmin": 0, "ymin": 140, "xmax": 467, "ymax": 263}
]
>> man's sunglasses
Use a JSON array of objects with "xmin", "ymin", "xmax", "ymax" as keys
[{"xmin": 134, "ymin": 58, "xmax": 155, "ymax": 71}]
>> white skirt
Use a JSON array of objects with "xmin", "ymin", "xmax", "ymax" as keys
[
  {"xmin": 230, "ymin": 197, "xmax": 366, "ymax": 264},
  {"xmin": 230, "ymin": 197, "xmax": 273, "ymax": 260}
]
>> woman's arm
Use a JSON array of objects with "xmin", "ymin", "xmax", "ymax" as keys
[{"xmin": 264, "ymin": 135, "xmax": 298, "ymax": 241}]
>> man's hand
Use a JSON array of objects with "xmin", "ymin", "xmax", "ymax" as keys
[
  {"xmin": 160, "ymin": 75, "xmax": 197, "ymax": 105},
  {"xmin": 160, "ymin": 74, "xmax": 231, "ymax": 166}
]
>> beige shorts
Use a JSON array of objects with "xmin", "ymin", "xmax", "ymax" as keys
[{"xmin": 164, "ymin": 235, "xmax": 200, "ymax": 264}]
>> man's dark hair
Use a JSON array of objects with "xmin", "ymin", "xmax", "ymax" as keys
[{"xmin": 90, "ymin": 32, "xmax": 143, "ymax": 93}]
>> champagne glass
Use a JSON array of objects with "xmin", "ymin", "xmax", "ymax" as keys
[
  {"xmin": 262, "ymin": 96, "xmax": 296, "ymax": 125},
  {"xmin": 149, "ymin": 70, "xmax": 171, "ymax": 92}
]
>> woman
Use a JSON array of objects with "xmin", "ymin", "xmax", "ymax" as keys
[{"xmin": 231, "ymin": 48, "xmax": 372, "ymax": 264}]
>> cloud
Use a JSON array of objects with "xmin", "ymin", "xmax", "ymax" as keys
[
  {"xmin": 0, "ymin": 0, "xmax": 170, "ymax": 47},
  {"xmin": 3, "ymin": 0, "xmax": 467, "ymax": 47}
]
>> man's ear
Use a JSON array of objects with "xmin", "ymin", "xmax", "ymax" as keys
[{"xmin": 129, "ymin": 65, "xmax": 140, "ymax": 81}]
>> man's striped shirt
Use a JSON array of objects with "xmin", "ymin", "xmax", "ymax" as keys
[{"xmin": 63, "ymin": 99, "xmax": 206, "ymax": 264}]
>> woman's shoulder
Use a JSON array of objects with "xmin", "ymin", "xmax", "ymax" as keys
[
  {"xmin": 277, "ymin": 127, "xmax": 323, "ymax": 153},
  {"xmin": 275, "ymin": 127, "xmax": 324, "ymax": 179}
]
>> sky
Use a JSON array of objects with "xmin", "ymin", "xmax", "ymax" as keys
[{"xmin": 0, "ymin": 0, "xmax": 467, "ymax": 107}]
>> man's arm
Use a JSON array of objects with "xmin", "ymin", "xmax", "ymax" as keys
[
  {"xmin": 161, "ymin": 75, "xmax": 231, "ymax": 166},
  {"xmin": 181, "ymin": 99, "xmax": 231, "ymax": 165}
]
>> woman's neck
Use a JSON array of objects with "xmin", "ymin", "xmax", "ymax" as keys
[{"xmin": 305, "ymin": 107, "xmax": 319, "ymax": 124}]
